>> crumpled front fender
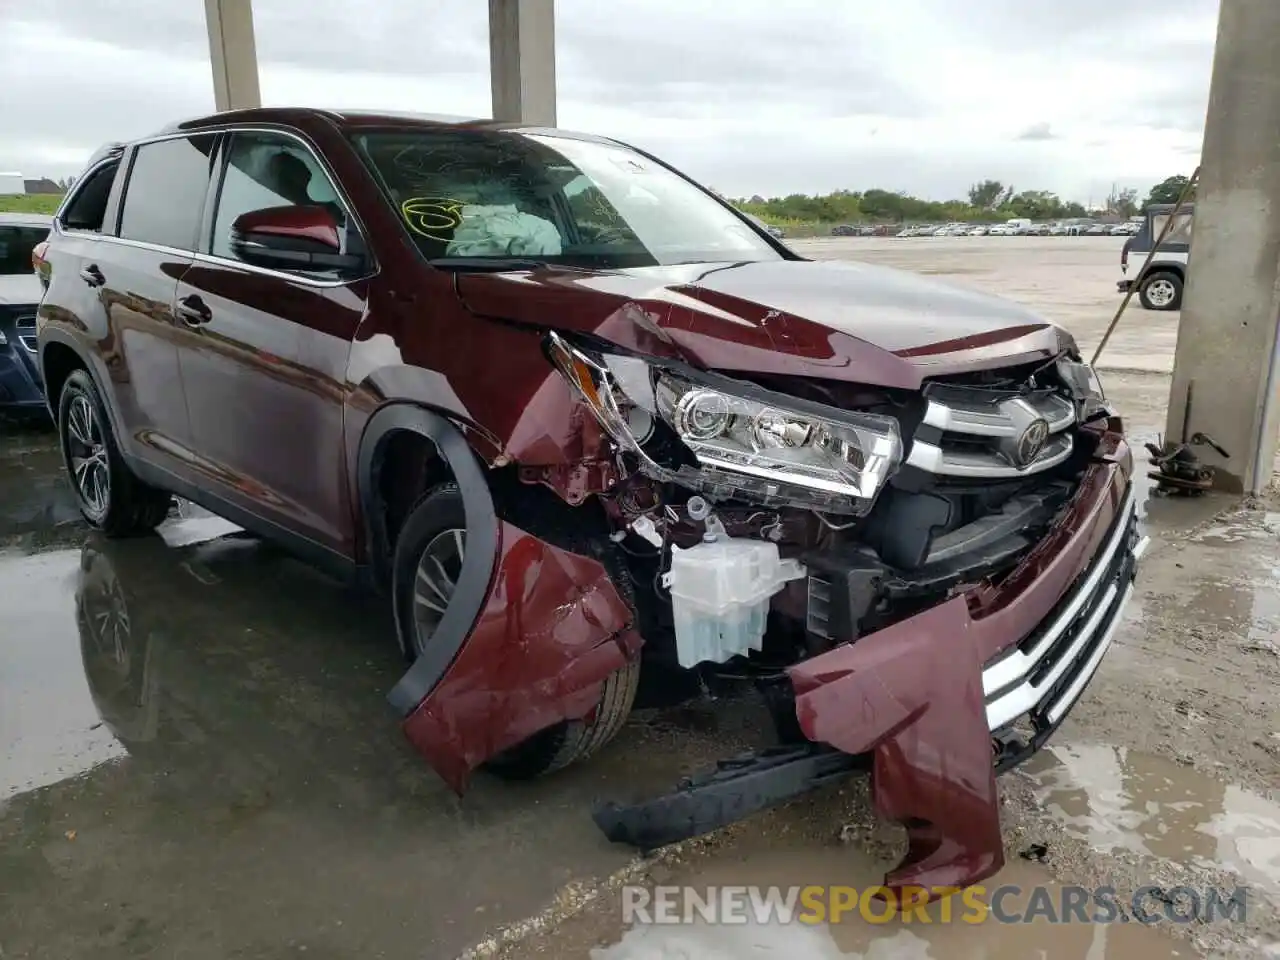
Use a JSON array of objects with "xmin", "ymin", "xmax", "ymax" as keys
[{"xmin": 401, "ymin": 520, "xmax": 641, "ymax": 793}]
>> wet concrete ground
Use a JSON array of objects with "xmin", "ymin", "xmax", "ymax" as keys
[{"xmin": 2, "ymin": 240, "xmax": 1276, "ymax": 958}]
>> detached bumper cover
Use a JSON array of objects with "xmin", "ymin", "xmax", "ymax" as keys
[{"xmin": 789, "ymin": 448, "xmax": 1139, "ymax": 896}]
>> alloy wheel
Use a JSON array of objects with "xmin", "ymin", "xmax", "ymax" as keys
[
  {"xmin": 66, "ymin": 394, "xmax": 110, "ymax": 518},
  {"xmin": 412, "ymin": 527, "xmax": 466, "ymax": 657},
  {"xmin": 1146, "ymin": 280, "xmax": 1176, "ymax": 308}
]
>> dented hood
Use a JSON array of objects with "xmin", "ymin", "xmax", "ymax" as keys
[{"xmin": 455, "ymin": 258, "xmax": 1071, "ymax": 390}]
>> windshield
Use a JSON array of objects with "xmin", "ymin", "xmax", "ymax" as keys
[
  {"xmin": 0, "ymin": 225, "xmax": 49, "ymax": 276},
  {"xmin": 351, "ymin": 130, "xmax": 780, "ymax": 269}
]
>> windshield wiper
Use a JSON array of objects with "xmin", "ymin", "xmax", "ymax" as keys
[{"xmin": 426, "ymin": 257, "xmax": 549, "ymax": 272}]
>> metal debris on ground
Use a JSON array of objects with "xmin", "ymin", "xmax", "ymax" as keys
[{"xmin": 1146, "ymin": 432, "xmax": 1229, "ymax": 495}]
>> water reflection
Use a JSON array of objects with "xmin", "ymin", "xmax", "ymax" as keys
[
  {"xmin": 1024, "ymin": 745, "xmax": 1280, "ymax": 897},
  {"xmin": 0, "ymin": 548, "xmax": 128, "ymax": 804}
]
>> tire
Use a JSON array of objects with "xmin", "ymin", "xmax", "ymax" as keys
[
  {"xmin": 392, "ymin": 482, "xmax": 640, "ymax": 780},
  {"xmin": 57, "ymin": 369, "xmax": 172, "ymax": 537},
  {"xmin": 1139, "ymin": 271, "xmax": 1183, "ymax": 311}
]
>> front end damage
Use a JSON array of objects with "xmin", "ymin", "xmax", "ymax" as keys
[{"xmin": 395, "ymin": 326, "xmax": 1143, "ymax": 898}]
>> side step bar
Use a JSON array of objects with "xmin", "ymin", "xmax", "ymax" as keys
[{"xmin": 592, "ymin": 744, "xmax": 864, "ymax": 851}]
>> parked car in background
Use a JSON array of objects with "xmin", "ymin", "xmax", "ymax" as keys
[
  {"xmin": 743, "ymin": 212, "xmax": 785, "ymax": 240},
  {"xmin": 988, "ymin": 223, "xmax": 1011, "ymax": 236},
  {"xmin": 1085, "ymin": 223, "xmax": 1111, "ymax": 236},
  {"xmin": 0, "ymin": 212, "xmax": 52, "ymax": 417},
  {"xmin": 35, "ymin": 109, "xmax": 1140, "ymax": 899},
  {"xmin": 967, "ymin": 225, "xmax": 988, "ymax": 236},
  {"xmin": 1048, "ymin": 222, "xmax": 1068, "ymax": 236},
  {"xmin": 1118, "ymin": 203, "xmax": 1194, "ymax": 310},
  {"xmin": 832, "ymin": 223, "xmax": 859, "ymax": 236}
]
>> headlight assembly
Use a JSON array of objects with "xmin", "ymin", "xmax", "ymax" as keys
[
  {"xmin": 546, "ymin": 333, "xmax": 902, "ymax": 515},
  {"xmin": 1056, "ymin": 357, "xmax": 1109, "ymax": 420}
]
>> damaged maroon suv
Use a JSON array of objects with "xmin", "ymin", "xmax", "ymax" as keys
[{"xmin": 35, "ymin": 108, "xmax": 1144, "ymax": 896}]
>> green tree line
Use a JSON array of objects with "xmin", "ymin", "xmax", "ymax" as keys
[
  {"xmin": 2, "ymin": 174, "xmax": 1196, "ymax": 223},
  {"xmin": 736, "ymin": 175, "xmax": 1195, "ymax": 226}
]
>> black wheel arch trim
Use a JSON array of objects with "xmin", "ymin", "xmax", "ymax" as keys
[
  {"xmin": 357, "ymin": 403, "xmax": 500, "ymax": 717},
  {"xmin": 39, "ymin": 331, "xmax": 126, "ymax": 442}
]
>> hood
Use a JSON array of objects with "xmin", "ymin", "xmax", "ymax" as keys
[
  {"xmin": 0, "ymin": 273, "xmax": 42, "ymax": 308},
  {"xmin": 454, "ymin": 258, "xmax": 1071, "ymax": 391}
]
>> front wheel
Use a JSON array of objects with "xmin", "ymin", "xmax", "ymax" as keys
[
  {"xmin": 1139, "ymin": 271, "xmax": 1183, "ymax": 311},
  {"xmin": 393, "ymin": 482, "xmax": 639, "ymax": 780},
  {"xmin": 57, "ymin": 369, "xmax": 172, "ymax": 537}
]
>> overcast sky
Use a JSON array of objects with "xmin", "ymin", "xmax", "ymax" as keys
[{"xmin": 0, "ymin": 0, "xmax": 1218, "ymax": 203}]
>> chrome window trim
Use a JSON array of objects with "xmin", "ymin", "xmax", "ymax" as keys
[
  {"xmin": 58, "ymin": 124, "xmax": 378, "ymax": 290},
  {"xmin": 53, "ymin": 156, "xmax": 124, "ymax": 237},
  {"xmin": 80, "ymin": 234, "xmax": 363, "ymax": 290},
  {"xmin": 139, "ymin": 124, "xmax": 374, "ymax": 264}
]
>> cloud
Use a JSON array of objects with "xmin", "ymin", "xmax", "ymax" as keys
[
  {"xmin": 1016, "ymin": 123, "xmax": 1057, "ymax": 142},
  {"xmin": 0, "ymin": 0, "xmax": 1220, "ymax": 201}
]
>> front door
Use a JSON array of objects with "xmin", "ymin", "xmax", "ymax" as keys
[{"xmin": 175, "ymin": 130, "xmax": 371, "ymax": 557}]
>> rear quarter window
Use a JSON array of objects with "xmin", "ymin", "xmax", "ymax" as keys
[{"xmin": 60, "ymin": 161, "xmax": 119, "ymax": 232}]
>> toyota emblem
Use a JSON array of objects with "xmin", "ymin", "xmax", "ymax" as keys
[{"xmin": 1015, "ymin": 418, "xmax": 1050, "ymax": 466}]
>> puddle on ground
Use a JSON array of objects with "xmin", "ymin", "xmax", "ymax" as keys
[
  {"xmin": 575, "ymin": 840, "xmax": 1191, "ymax": 959},
  {"xmin": 1023, "ymin": 745, "xmax": 1280, "ymax": 898},
  {"xmin": 0, "ymin": 548, "xmax": 128, "ymax": 804},
  {"xmin": 0, "ymin": 504, "xmax": 243, "ymax": 806}
]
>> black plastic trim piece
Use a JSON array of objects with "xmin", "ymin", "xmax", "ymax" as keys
[
  {"xmin": 593, "ymin": 744, "xmax": 864, "ymax": 851},
  {"xmin": 356, "ymin": 404, "xmax": 499, "ymax": 716}
]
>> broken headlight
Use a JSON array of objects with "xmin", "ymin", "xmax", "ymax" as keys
[
  {"xmin": 1056, "ymin": 357, "xmax": 1110, "ymax": 421},
  {"xmin": 547, "ymin": 333, "xmax": 902, "ymax": 514}
]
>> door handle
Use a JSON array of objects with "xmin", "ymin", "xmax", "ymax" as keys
[
  {"xmin": 79, "ymin": 264, "xmax": 105, "ymax": 287},
  {"xmin": 176, "ymin": 294, "xmax": 212, "ymax": 326}
]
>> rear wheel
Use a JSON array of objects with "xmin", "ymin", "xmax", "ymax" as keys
[
  {"xmin": 393, "ymin": 482, "xmax": 639, "ymax": 779},
  {"xmin": 1139, "ymin": 271, "xmax": 1183, "ymax": 311},
  {"xmin": 57, "ymin": 369, "xmax": 172, "ymax": 537}
]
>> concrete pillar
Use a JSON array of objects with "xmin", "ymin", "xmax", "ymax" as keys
[
  {"xmin": 204, "ymin": 0, "xmax": 261, "ymax": 112},
  {"xmin": 489, "ymin": 0, "xmax": 556, "ymax": 126},
  {"xmin": 1165, "ymin": 0, "xmax": 1280, "ymax": 494}
]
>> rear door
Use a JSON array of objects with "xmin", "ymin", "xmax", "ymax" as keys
[
  {"xmin": 173, "ymin": 129, "xmax": 372, "ymax": 557},
  {"xmin": 96, "ymin": 134, "xmax": 219, "ymax": 476},
  {"xmin": 37, "ymin": 157, "xmax": 126, "ymax": 411}
]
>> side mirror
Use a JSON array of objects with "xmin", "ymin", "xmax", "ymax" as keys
[{"xmin": 229, "ymin": 205, "xmax": 365, "ymax": 273}]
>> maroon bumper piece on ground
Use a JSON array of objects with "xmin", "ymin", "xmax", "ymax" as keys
[
  {"xmin": 790, "ymin": 445, "xmax": 1130, "ymax": 897},
  {"xmin": 402, "ymin": 520, "xmax": 640, "ymax": 793},
  {"xmin": 790, "ymin": 597, "xmax": 1003, "ymax": 897}
]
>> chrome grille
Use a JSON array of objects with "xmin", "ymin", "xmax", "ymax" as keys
[{"xmin": 907, "ymin": 391, "xmax": 1076, "ymax": 478}]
